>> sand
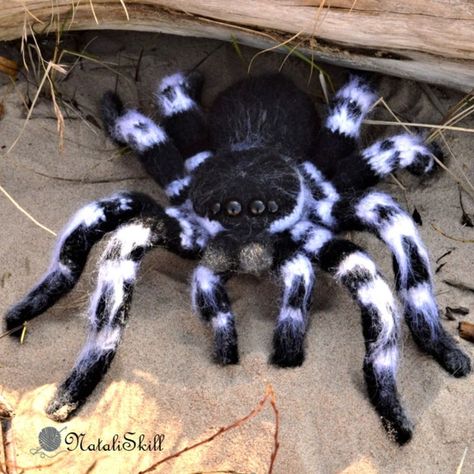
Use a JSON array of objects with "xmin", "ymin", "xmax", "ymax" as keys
[{"xmin": 0, "ymin": 31, "xmax": 473, "ymax": 474}]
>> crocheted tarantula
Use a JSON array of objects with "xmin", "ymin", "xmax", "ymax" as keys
[{"xmin": 5, "ymin": 71, "xmax": 470, "ymax": 443}]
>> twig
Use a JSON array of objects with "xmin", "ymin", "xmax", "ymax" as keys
[
  {"xmin": 0, "ymin": 395, "xmax": 17, "ymax": 474},
  {"xmin": 458, "ymin": 322, "xmax": 474, "ymax": 343},
  {"xmin": 139, "ymin": 385, "xmax": 280, "ymax": 474},
  {"xmin": 431, "ymin": 224, "xmax": 474, "ymax": 243},
  {"xmin": 436, "ymin": 250, "xmax": 453, "ymax": 264},
  {"xmin": 443, "ymin": 279, "xmax": 474, "ymax": 294},
  {"xmin": 0, "ymin": 184, "xmax": 57, "ymax": 236},
  {"xmin": 459, "ymin": 187, "xmax": 473, "ymax": 228},
  {"xmin": 363, "ymin": 119, "xmax": 474, "ymax": 134},
  {"xmin": 456, "ymin": 447, "xmax": 468, "ymax": 474}
]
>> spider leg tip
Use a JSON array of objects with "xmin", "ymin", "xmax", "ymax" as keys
[{"xmin": 46, "ymin": 395, "xmax": 80, "ymax": 422}]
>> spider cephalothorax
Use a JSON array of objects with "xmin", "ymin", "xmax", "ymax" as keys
[{"xmin": 5, "ymin": 70, "xmax": 470, "ymax": 444}]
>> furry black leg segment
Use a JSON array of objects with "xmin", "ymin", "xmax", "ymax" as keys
[
  {"xmin": 325, "ymin": 133, "xmax": 439, "ymax": 193},
  {"xmin": 271, "ymin": 253, "xmax": 315, "ymax": 367},
  {"xmin": 191, "ymin": 265, "xmax": 238, "ymax": 364},
  {"xmin": 312, "ymin": 76, "xmax": 377, "ymax": 177},
  {"xmin": 101, "ymin": 92, "xmax": 190, "ymax": 204},
  {"xmin": 314, "ymin": 237, "xmax": 413, "ymax": 444},
  {"xmin": 335, "ymin": 191, "xmax": 471, "ymax": 377},
  {"xmin": 5, "ymin": 192, "xmax": 159, "ymax": 337},
  {"xmin": 46, "ymin": 213, "xmax": 195, "ymax": 421},
  {"xmin": 156, "ymin": 71, "xmax": 210, "ymax": 160}
]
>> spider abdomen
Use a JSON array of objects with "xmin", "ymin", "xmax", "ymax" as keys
[{"xmin": 208, "ymin": 74, "xmax": 320, "ymax": 159}]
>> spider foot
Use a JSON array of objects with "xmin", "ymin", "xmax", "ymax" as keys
[
  {"xmin": 380, "ymin": 408, "xmax": 414, "ymax": 446},
  {"xmin": 424, "ymin": 330, "xmax": 471, "ymax": 377},
  {"xmin": 101, "ymin": 90, "xmax": 124, "ymax": 125},
  {"xmin": 46, "ymin": 390, "xmax": 80, "ymax": 422},
  {"xmin": 157, "ymin": 71, "xmax": 204, "ymax": 114},
  {"xmin": 213, "ymin": 323, "xmax": 239, "ymax": 365},
  {"xmin": 364, "ymin": 364, "xmax": 413, "ymax": 444},
  {"xmin": 270, "ymin": 347, "xmax": 304, "ymax": 368},
  {"xmin": 270, "ymin": 321, "xmax": 305, "ymax": 368},
  {"xmin": 5, "ymin": 304, "xmax": 28, "ymax": 338}
]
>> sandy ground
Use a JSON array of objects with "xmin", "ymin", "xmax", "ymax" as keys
[{"xmin": 0, "ymin": 32, "xmax": 473, "ymax": 473}]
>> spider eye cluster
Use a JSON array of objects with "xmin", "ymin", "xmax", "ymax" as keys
[{"xmin": 211, "ymin": 199, "xmax": 279, "ymax": 217}]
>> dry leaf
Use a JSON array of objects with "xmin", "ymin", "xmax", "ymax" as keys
[
  {"xmin": 0, "ymin": 102, "xmax": 4, "ymax": 120},
  {"xmin": 0, "ymin": 56, "xmax": 18, "ymax": 78}
]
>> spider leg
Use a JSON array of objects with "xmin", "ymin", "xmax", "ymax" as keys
[
  {"xmin": 156, "ymin": 71, "xmax": 212, "ymax": 173},
  {"xmin": 312, "ymin": 75, "xmax": 377, "ymax": 177},
  {"xmin": 271, "ymin": 252, "xmax": 315, "ymax": 367},
  {"xmin": 101, "ymin": 92, "xmax": 190, "ymax": 204},
  {"xmin": 334, "ymin": 191, "xmax": 471, "ymax": 376},
  {"xmin": 330, "ymin": 133, "xmax": 439, "ymax": 192},
  {"xmin": 293, "ymin": 223, "xmax": 413, "ymax": 443},
  {"xmin": 4, "ymin": 192, "xmax": 159, "ymax": 337},
  {"xmin": 46, "ymin": 211, "xmax": 199, "ymax": 421},
  {"xmin": 191, "ymin": 265, "xmax": 238, "ymax": 365}
]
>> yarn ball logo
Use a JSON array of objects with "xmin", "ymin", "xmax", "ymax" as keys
[{"xmin": 30, "ymin": 426, "xmax": 67, "ymax": 458}]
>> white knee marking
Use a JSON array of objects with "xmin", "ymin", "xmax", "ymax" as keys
[
  {"xmin": 193, "ymin": 265, "xmax": 219, "ymax": 292},
  {"xmin": 91, "ymin": 259, "xmax": 139, "ymax": 323},
  {"xmin": 166, "ymin": 206, "xmax": 194, "ymax": 249},
  {"xmin": 373, "ymin": 345, "xmax": 398, "ymax": 374},
  {"xmin": 278, "ymin": 307, "xmax": 304, "ymax": 324},
  {"xmin": 211, "ymin": 311, "xmax": 232, "ymax": 330},
  {"xmin": 301, "ymin": 162, "xmax": 339, "ymax": 226},
  {"xmin": 304, "ymin": 227, "xmax": 333, "ymax": 254},
  {"xmin": 403, "ymin": 282, "xmax": 436, "ymax": 310},
  {"xmin": 362, "ymin": 142, "xmax": 397, "ymax": 176},
  {"xmin": 112, "ymin": 224, "xmax": 151, "ymax": 258},
  {"xmin": 114, "ymin": 111, "xmax": 166, "ymax": 153},
  {"xmin": 327, "ymin": 108, "xmax": 359, "ymax": 137},
  {"xmin": 79, "ymin": 326, "xmax": 122, "ymax": 362},
  {"xmin": 269, "ymin": 178, "xmax": 308, "ymax": 234},
  {"xmin": 185, "ymin": 151, "xmax": 212, "ymax": 172},
  {"xmin": 335, "ymin": 251, "xmax": 377, "ymax": 280},
  {"xmin": 392, "ymin": 134, "xmax": 429, "ymax": 168},
  {"xmin": 326, "ymin": 78, "xmax": 376, "ymax": 137},
  {"xmin": 337, "ymin": 77, "xmax": 377, "ymax": 112},
  {"xmin": 282, "ymin": 254, "xmax": 313, "ymax": 288},
  {"xmin": 356, "ymin": 192, "xmax": 431, "ymax": 285},
  {"xmin": 358, "ymin": 277, "xmax": 397, "ymax": 332},
  {"xmin": 157, "ymin": 73, "xmax": 195, "ymax": 116},
  {"xmin": 158, "ymin": 72, "xmax": 186, "ymax": 91},
  {"xmin": 165, "ymin": 176, "xmax": 191, "ymax": 198},
  {"xmin": 191, "ymin": 265, "xmax": 221, "ymax": 314}
]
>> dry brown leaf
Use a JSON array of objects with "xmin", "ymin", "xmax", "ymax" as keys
[
  {"xmin": 0, "ymin": 56, "xmax": 18, "ymax": 78},
  {"xmin": 0, "ymin": 102, "xmax": 4, "ymax": 120}
]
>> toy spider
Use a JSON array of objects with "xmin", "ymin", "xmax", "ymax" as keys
[{"xmin": 5, "ymin": 71, "xmax": 470, "ymax": 443}]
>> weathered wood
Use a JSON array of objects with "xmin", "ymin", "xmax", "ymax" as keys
[
  {"xmin": 0, "ymin": 1, "xmax": 473, "ymax": 91},
  {"xmin": 459, "ymin": 321, "xmax": 474, "ymax": 343}
]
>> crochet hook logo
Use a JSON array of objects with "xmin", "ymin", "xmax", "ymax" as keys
[{"xmin": 30, "ymin": 426, "xmax": 68, "ymax": 458}]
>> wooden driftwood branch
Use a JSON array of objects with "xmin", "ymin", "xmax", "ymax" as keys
[
  {"xmin": 459, "ymin": 321, "xmax": 474, "ymax": 343},
  {"xmin": 0, "ymin": 1, "xmax": 473, "ymax": 91}
]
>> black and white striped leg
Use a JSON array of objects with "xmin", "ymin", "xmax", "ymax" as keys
[
  {"xmin": 330, "ymin": 133, "xmax": 440, "ymax": 192},
  {"xmin": 157, "ymin": 72, "xmax": 209, "ymax": 152},
  {"xmin": 101, "ymin": 92, "xmax": 191, "ymax": 204},
  {"xmin": 5, "ymin": 192, "xmax": 159, "ymax": 337},
  {"xmin": 337, "ymin": 191, "xmax": 471, "ymax": 376},
  {"xmin": 271, "ymin": 253, "xmax": 315, "ymax": 367},
  {"xmin": 312, "ymin": 76, "xmax": 377, "ymax": 177},
  {"xmin": 362, "ymin": 133, "xmax": 437, "ymax": 178},
  {"xmin": 315, "ymin": 238, "xmax": 413, "ymax": 444},
  {"xmin": 46, "ymin": 212, "xmax": 193, "ymax": 421},
  {"xmin": 191, "ymin": 265, "xmax": 238, "ymax": 365},
  {"xmin": 156, "ymin": 72, "xmax": 213, "ymax": 181}
]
